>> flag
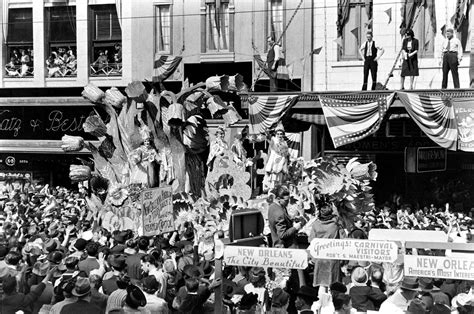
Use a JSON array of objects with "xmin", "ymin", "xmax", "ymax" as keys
[
  {"xmin": 312, "ymin": 47, "xmax": 323, "ymax": 55},
  {"xmin": 320, "ymin": 93, "xmax": 395, "ymax": 148},
  {"xmin": 152, "ymin": 55, "xmax": 183, "ymax": 83},
  {"xmin": 364, "ymin": 18, "xmax": 373, "ymax": 29},
  {"xmin": 334, "ymin": 36, "xmax": 343, "ymax": 47},
  {"xmin": 450, "ymin": 13, "xmax": 456, "ymax": 26},
  {"xmin": 398, "ymin": 92, "xmax": 457, "ymax": 150},
  {"xmin": 385, "ymin": 7, "xmax": 392, "ymax": 24},
  {"xmin": 285, "ymin": 132, "xmax": 301, "ymax": 159},
  {"xmin": 351, "ymin": 27, "xmax": 359, "ymax": 41},
  {"xmin": 248, "ymin": 95, "xmax": 298, "ymax": 136},
  {"xmin": 441, "ymin": 24, "xmax": 447, "ymax": 37}
]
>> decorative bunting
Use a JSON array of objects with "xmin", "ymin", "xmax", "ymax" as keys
[
  {"xmin": 440, "ymin": 24, "xmax": 447, "ymax": 37},
  {"xmin": 334, "ymin": 37, "xmax": 343, "ymax": 47},
  {"xmin": 152, "ymin": 55, "xmax": 183, "ymax": 83},
  {"xmin": 364, "ymin": 18, "xmax": 373, "ymax": 29},
  {"xmin": 319, "ymin": 93, "xmax": 395, "ymax": 148},
  {"xmin": 285, "ymin": 132, "xmax": 301, "ymax": 159},
  {"xmin": 248, "ymin": 95, "xmax": 298, "ymax": 136},
  {"xmin": 384, "ymin": 7, "xmax": 392, "ymax": 24},
  {"xmin": 450, "ymin": 13, "xmax": 456, "ymax": 26},
  {"xmin": 397, "ymin": 92, "xmax": 457, "ymax": 151}
]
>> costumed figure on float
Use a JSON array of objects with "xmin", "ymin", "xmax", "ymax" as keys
[{"xmin": 263, "ymin": 123, "xmax": 289, "ymax": 191}]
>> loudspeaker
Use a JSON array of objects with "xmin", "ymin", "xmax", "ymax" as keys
[{"xmin": 229, "ymin": 209, "xmax": 264, "ymax": 242}]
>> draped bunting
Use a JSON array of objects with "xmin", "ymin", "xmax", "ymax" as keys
[
  {"xmin": 320, "ymin": 93, "xmax": 395, "ymax": 148},
  {"xmin": 285, "ymin": 132, "xmax": 301, "ymax": 159},
  {"xmin": 400, "ymin": 0, "xmax": 423, "ymax": 35},
  {"xmin": 337, "ymin": 0, "xmax": 351, "ymax": 37},
  {"xmin": 248, "ymin": 95, "xmax": 298, "ymax": 136},
  {"xmin": 454, "ymin": 0, "xmax": 470, "ymax": 31},
  {"xmin": 152, "ymin": 55, "xmax": 182, "ymax": 82},
  {"xmin": 397, "ymin": 92, "xmax": 458, "ymax": 151}
]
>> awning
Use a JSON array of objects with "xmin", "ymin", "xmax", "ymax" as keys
[{"xmin": 0, "ymin": 140, "xmax": 98, "ymax": 154}]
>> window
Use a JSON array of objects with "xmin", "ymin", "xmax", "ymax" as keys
[
  {"xmin": 206, "ymin": 2, "xmax": 230, "ymax": 51},
  {"xmin": 89, "ymin": 4, "xmax": 122, "ymax": 76},
  {"xmin": 5, "ymin": 8, "xmax": 33, "ymax": 78},
  {"xmin": 412, "ymin": 6, "xmax": 435, "ymax": 58},
  {"xmin": 339, "ymin": 0, "xmax": 371, "ymax": 61},
  {"xmin": 155, "ymin": 5, "xmax": 171, "ymax": 54},
  {"xmin": 45, "ymin": 6, "xmax": 77, "ymax": 78},
  {"xmin": 268, "ymin": 0, "xmax": 283, "ymax": 47}
]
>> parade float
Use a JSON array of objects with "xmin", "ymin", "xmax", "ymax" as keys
[{"xmin": 61, "ymin": 77, "xmax": 378, "ymax": 238}]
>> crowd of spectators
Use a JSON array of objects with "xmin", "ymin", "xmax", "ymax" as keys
[
  {"xmin": 0, "ymin": 182, "xmax": 473, "ymax": 313},
  {"xmin": 46, "ymin": 47, "xmax": 77, "ymax": 78},
  {"xmin": 5, "ymin": 48, "xmax": 33, "ymax": 77}
]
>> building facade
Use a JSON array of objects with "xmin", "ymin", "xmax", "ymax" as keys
[{"xmin": 314, "ymin": 0, "xmax": 473, "ymax": 91}]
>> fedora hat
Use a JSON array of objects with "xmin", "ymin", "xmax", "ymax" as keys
[
  {"xmin": 400, "ymin": 276, "xmax": 419, "ymax": 291},
  {"xmin": 351, "ymin": 267, "xmax": 368, "ymax": 286},
  {"xmin": 125, "ymin": 284, "xmax": 147, "ymax": 308},
  {"xmin": 199, "ymin": 260, "xmax": 214, "ymax": 278},
  {"xmin": 406, "ymin": 298, "xmax": 427, "ymax": 314},
  {"xmin": 296, "ymin": 286, "xmax": 318, "ymax": 302},
  {"xmin": 72, "ymin": 277, "xmax": 91, "ymax": 297},
  {"xmin": 418, "ymin": 277, "xmax": 434, "ymax": 292},
  {"xmin": 47, "ymin": 251, "xmax": 64, "ymax": 264},
  {"xmin": 183, "ymin": 264, "xmax": 204, "ymax": 279}
]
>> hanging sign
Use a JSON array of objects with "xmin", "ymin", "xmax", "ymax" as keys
[
  {"xmin": 454, "ymin": 100, "xmax": 474, "ymax": 152},
  {"xmin": 308, "ymin": 238, "xmax": 398, "ymax": 263},
  {"xmin": 141, "ymin": 186, "xmax": 174, "ymax": 236},
  {"xmin": 223, "ymin": 246, "xmax": 308, "ymax": 269},
  {"xmin": 404, "ymin": 255, "xmax": 474, "ymax": 280}
]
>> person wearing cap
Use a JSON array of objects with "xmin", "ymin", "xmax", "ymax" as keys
[
  {"xmin": 141, "ymin": 275, "xmax": 168, "ymax": 313},
  {"xmin": 379, "ymin": 276, "xmax": 420, "ymax": 313},
  {"xmin": 59, "ymin": 277, "xmax": 102, "ymax": 314},
  {"xmin": 49, "ymin": 279, "xmax": 76, "ymax": 314},
  {"xmin": 349, "ymin": 267, "xmax": 387, "ymax": 312},
  {"xmin": 295, "ymin": 285, "xmax": 318, "ymax": 313}
]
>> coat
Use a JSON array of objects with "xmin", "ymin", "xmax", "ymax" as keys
[
  {"xmin": 349, "ymin": 285, "xmax": 387, "ymax": 311},
  {"xmin": 1, "ymin": 282, "xmax": 46, "ymax": 314},
  {"xmin": 309, "ymin": 216, "xmax": 342, "ymax": 286},
  {"xmin": 267, "ymin": 202, "xmax": 297, "ymax": 248}
]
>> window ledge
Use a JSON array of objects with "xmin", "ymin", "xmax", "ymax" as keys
[
  {"xmin": 3, "ymin": 77, "xmax": 35, "ymax": 82},
  {"xmin": 200, "ymin": 52, "xmax": 235, "ymax": 63},
  {"xmin": 46, "ymin": 77, "xmax": 77, "ymax": 82},
  {"xmin": 332, "ymin": 60, "xmax": 364, "ymax": 68},
  {"xmin": 89, "ymin": 76, "xmax": 123, "ymax": 81}
]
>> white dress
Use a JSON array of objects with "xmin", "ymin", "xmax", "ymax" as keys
[{"xmin": 263, "ymin": 137, "xmax": 289, "ymax": 190}]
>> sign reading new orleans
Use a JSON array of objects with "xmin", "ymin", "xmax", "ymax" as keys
[
  {"xmin": 223, "ymin": 246, "xmax": 308, "ymax": 269},
  {"xmin": 405, "ymin": 255, "xmax": 474, "ymax": 280}
]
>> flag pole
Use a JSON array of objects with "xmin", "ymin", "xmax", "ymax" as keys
[{"xmin": 251, "ymin": 0, "xmax": 304, "ymax": 91}]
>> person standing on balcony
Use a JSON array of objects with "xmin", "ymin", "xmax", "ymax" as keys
[
  {"xmin": 440, "ymin": 29, "xmax": 463, "ymax": 89},
  {"xmin": 20, "ymin": 49, "xmax": 31, "ymax": 77},
  {"xmin": 359, "ymin": 31, "xmax": 384, "ymax": 90},
  {"xmin": 266, "ymin": 36, "xmax": 281, "ymax": 92},
  {"xmin": 400, "ymin": 29, "xmax": 419, "ymax": 90}
]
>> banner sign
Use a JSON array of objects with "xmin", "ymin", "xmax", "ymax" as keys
[
  {"xmin": 404, "ymin": 255, "xmax": 474, "ymax": 280},
  {"xmin": 0, "ymin": 171, "xmax": 32, "ymax": 181},
  {"xmin": 454, "ymin": 100, "xmax": 474, "ymax": 152},
  {"xmin": 141, "ymin": 186, "xmax": 174, "ymax": 236},
  {"xmin": 223, "ymin": 246, "xmax": 308, "ymax": 269},
  {"xmin": 308, "ymin": 239, "xmax": 398, "ymax": 263},
  {"xmin": 0, "ymin": 105, "xmax": 97, "ymax": 140},
  {"xmin": 368, "ymin": 229, "xmax": 448, "ymax": 243},
  {"xmin": 405, "ymin": 147, "xmax": 447, "ymax": 173}
]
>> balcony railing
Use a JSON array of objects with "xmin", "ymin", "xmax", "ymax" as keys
[
  {"xmin": 5, "ymin": 64, "xmax": 34, "ymax": 78},
  {"xmin": 47, "ymin": 64, "xmax": 77, "ymax": 78},
  {"xmin": 90, "ymin": 63, "xmax": 122, "ymax": 77}
]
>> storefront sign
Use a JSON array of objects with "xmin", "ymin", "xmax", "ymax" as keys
[
  {"xmin": 0, "ymin": 171, "xmax": 32, "ymax": 181},
  {"xmin": 0, "ymin": 105, "xmax": 97, "ymax": 140},
  {"xmin": 404, "ymin": 255, "xmax": 474, "ymax": 280},
  {"xmin": 308, "ymin": 239, "xmax": 398, "ymax": 263},
  {"xmin": 405, "ymin": 147, "xmax": 447, "ymax": 173},
  {"xmin": 223, "ymin": 246, "xmax": 308, "ymax": 269},
  {"xmin": 141, "ymin": 186, "xmax": 174, "ymax": 236},
  {"xmin": 454, "ymin": 101, "xmax": 474, "ymax": 152}
]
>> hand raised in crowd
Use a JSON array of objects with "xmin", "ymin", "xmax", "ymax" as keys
[{"xmin": 293, "ymin": 221, "xmax": 302, "ymax": 231}]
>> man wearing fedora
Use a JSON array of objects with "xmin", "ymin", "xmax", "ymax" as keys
[
  {"xmin": 295, "ymin": 285, "xmax": 318, "ymax": 313},
  {"xmin": 102, "ymin": 254, "xmax": 127, "ymax": 295},
  {"xmin": 379, "ymin": 276, "xmax": 420, "ymax": 313},
  {"xmin": 59, "ymin": 277, "xmax": 102, "ymax": 314}
]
